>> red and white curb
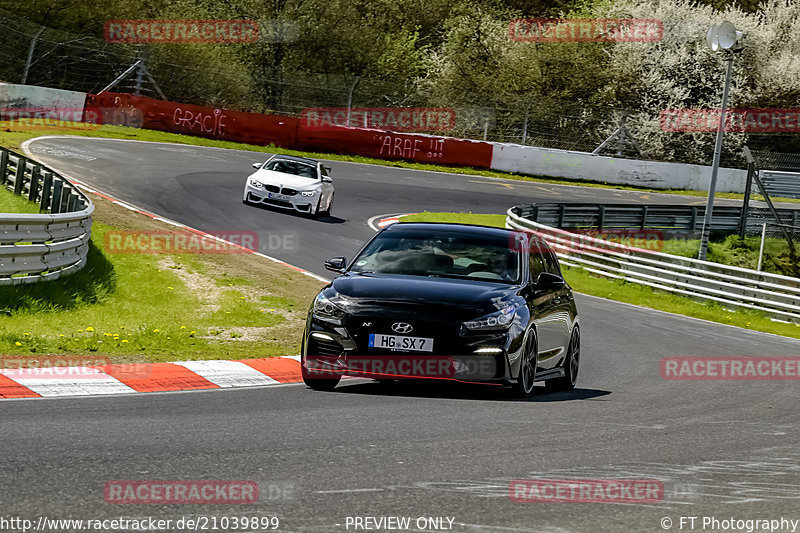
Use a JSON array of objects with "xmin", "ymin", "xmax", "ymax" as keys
[
  {"xmin": 0, "ymin": 356, "xmax": 303, "ymax": 399},
  {"xmin": 367, "ymin": 213, "xmax": 417, "ymax": 232}
]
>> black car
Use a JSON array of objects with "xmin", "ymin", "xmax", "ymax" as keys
[{"xmin": 301, "ymin": 222, "xmax": 580, "ymax": 396}]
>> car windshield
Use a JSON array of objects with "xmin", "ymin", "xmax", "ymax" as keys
[
  {"xmin": 350, "ymin": 229, "xmax": 520, "ymax": 283},
  {"xmin": 264, "ymin": 159, "xmax": 317, "ymax": 179}
]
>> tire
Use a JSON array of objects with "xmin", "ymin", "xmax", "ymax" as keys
[
  {"xmin": 311, "ymin": 197, "xmax": 322, "ymax": 219},
  {"xmin": 545, "ymin": 327, "xmax": 580, "ymax": 393},
  {"xmin": 321, "ymin": 194, "xmax": 334, "ymax": 217},
  {"xmin": 302, "ymin": 363, "xmax": 341, "ymax": 391},
  {"xmin": 512, "ymin": 328, "xmax": 537, "ymax": 397}
]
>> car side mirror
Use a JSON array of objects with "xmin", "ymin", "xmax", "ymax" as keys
[
  {"xmin": 534, "ymin": 272, "xmax": 566, "ymax": 292},
  {"xmin": 321, "ymin": 176, "xmax": 333, "ymax": 183},
  {"xmin": 324, "ymin": 256, "xmax": 347, "ymax": 273},
  {"xmin": 252, "ymin": 162, "xmax": 262, "ymax": 169}
]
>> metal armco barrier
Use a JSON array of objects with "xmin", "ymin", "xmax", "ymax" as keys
[
  {"xmin": 0, "ymin": 147, "xmax": 93, "ymax": 285},
  {"xmin": 513, "ymin": 202, "xmax": 800, "ymax": 237},
  {"xmin": 507, "ymin": 205, "xmax": 800, "ymax": 323}
]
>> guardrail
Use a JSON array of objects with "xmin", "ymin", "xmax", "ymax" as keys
[
  {"xmin": 0, "ymin": 147, "xmax": 93, "ymax": 285},
  {"xmin": 513, "ymin": 203, "xmax": 800, "ymax": 237},
  {"xmin": 507, "ymin": 205, "xmax": 800, "ymax": 323},
  {"xmin": 761, "ymin": 170, "xmax": 800, "ymax": 200}
]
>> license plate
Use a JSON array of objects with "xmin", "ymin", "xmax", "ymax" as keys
[
  {"xmin": 268, "ymin": 192, "xmax": 290, "ymax": 201},
  {"xmin": 368, "ymin": 334, "xmax": 434, "ymax": 352}
]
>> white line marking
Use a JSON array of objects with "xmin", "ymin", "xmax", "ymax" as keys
[
  {"xmin": 172, "ymin": 360, "xmax": 280, "ymax": 388},
  {"xmin": 315, "ymin": 488, "xmax": 384, "ymax": 494}
]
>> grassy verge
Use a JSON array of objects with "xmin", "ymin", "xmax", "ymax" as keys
[
  {"xmin": 0, "ymin": 194, "xmax": 324, "ymax": 361},
  {"xmin": 0, "ymin": 186, "xmax": 41, "ymax": 214},
  {"xmin": 1, "ymin": 121, "xmax": 795, "ymax": 203},
  {"xmin": 402, "ymin": 211, "xmax": 800, "ymax": 339}
]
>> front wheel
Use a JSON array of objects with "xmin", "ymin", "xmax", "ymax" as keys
[
  {"xmin": 545, "ymin": 327, "xmax": 580, "ymax": 393},
  {"xmin": 302, "ymin": 363, "xmax": 341, "ymax": 391},
  {"xmin": 512, "ymin": 328, "xmax": 537, "ymax": 397}
]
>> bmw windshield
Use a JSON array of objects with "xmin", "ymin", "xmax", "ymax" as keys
[{"xmin": 349, "ymin": 228, "xmax": 521, "ymax": 284}]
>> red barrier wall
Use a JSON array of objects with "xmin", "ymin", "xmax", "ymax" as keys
[
  {"xmin": 85, "ymin": 92, "xmax": 298, "ymax": 148},
  {"xmin": 295, "ymin": 124, "xmax": 493, "ymax": 168},
  {"xmin": 85, "ymin": 92, "xmax": 494, "ymax": 168}
]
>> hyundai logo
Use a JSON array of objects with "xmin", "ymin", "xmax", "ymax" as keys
[{"xmin": 391, "ymin": 322, "xmax": 413, "ymax": 334}]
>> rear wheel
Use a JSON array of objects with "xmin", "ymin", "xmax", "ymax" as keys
[
  {"xmin": 512, "ymin": 328, "xmax": 537, "ymax": 397},
  {"xmin": 545, "ymin": 327, "xmax": 580, "ymax": 393}
]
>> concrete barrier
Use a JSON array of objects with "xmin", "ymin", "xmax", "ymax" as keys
[
  {"xmin": 490, "ymin": 143, "xmax": 748, "ymax": 193},
  {"xmin": 0, "ymin": 83, "xmax": 87, "ymax": 117}
]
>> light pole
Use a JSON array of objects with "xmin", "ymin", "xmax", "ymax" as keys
[{"xmin": 698, "ymin": 22, "xmax": 746, "ymax": 261}]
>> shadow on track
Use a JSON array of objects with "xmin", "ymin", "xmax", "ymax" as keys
[
  {"xmin": 242, "ymin": 201, "xmax": 346, "ymax": 224},
  {"xmin": 322, "ymin": 380, "xmax": 611, "ymax": 402}
]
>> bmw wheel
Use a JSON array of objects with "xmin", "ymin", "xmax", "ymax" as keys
[
  {"xmin": 545, "ymin": 326, "xmax": 580, "ymax": 393},
  {"xmin": 320, "ymin": 193, "xmax": 334, "ymax": 218}
]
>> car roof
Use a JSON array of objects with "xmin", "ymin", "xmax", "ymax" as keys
[
  {"xmin": 268, "ymin": 154, "xmax": 319, "ymax": 165},
  {"xmin": 385, "ymin": 222, "xmax": 516, "ymax": 238}
]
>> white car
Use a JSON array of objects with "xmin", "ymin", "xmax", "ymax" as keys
[{"xmin": 243, "ymin": 155, "xmax": 335, "ymax": 218}]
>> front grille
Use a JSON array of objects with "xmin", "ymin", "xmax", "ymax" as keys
[
  {"xmin": 309, "ymin": 336, "xmax": 343, "ymax": 356},
  {"xmin": 281, "ymin": 187, "xmax": 298, "ymax": 196},
  {"xmin": 263, "ymin": 198, "xmax": 293, "ymax": 208},
  {"xmin": 264, "ymin": 185, "xmax": 280, "ymax": 193}
]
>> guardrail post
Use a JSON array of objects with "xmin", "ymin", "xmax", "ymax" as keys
[
  {"xmin": 0, "ymin": 150, "xmax": 8, "ymax": 186},
  {"xmin": 40, "ymin": 171, "xmax": 53, "ymax": 212},
  {"xmin": 51, "ymin": 179, "xmax": 63, "ymax": 214},
  {"xmin": 598, "ymin": 206, "xmax": 606, "ymax": 231},
  {"xmin": 641, "ymin": 205, "xmax": 648, "ymax": 230},
  {"xmin": 691, "ymin": 207, "xmax": 699, "ymax": 232},
  {"xmin": 28, "ymin": 165, "xmax": 41, "ymax": 202},
  {"xmin": 60, "ymin": 185, "xmax": 72, "ymax": 213},
  {"xmin": 531, "ymin": 205, "xmax": 539, "ymax": 221},
  {"xmin": 13, "ymin": 158, "xmax": 26, "ymax": 196},
  {"xmin": 67, "ymin": 193, "xmax": 77, "ymax": 212},
  {"xmin": 558, "ymin": 205, "xmax": 566, "ymax": 227},
  {"xmin": 739, "ymin": 162, "xmax": 755, "ymax": 239}
]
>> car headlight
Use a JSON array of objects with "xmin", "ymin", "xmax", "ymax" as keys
[
  {"xmin": 464, "ymin": 307, "xmax": 516, "ymax": 331},
  {"xmin": 249, "ymin": 179, "xmax": 263, "ymax": 188},
  {"xmin": 312, "ymin": 292, "xmax": 348, "ymax": 322},
  {"xmin": 300, "ymin": 190, "xmax": 317, "ymax": 197}
]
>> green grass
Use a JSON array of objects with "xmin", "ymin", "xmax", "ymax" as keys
[
  {"xmin": 2, "ymin": 121, "xmax": 796, "ymax": 203},
  {"xmin": 402, "ymin": 211, "xmax": 800, "ymax": 339},
  {"xmin": 0, "ymin": 196, "xmax": 324, "ymax": 361},
  {"xmin": 0, "ymin": 186, "xmax": 41, "ymax": 214}
]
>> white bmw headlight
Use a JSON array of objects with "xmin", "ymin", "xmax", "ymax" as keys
[
  {"xmin": 301, "ymin": 190, "xmax": 316, "ymax": 197},
  {"xmin": 249, "ymin": 178, "xmax": 263, "ymax": 188}
]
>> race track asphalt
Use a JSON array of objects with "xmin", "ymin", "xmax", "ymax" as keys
[{"xmin": 2, "ymin": 136, "xmax": 797, "ymax": 533}]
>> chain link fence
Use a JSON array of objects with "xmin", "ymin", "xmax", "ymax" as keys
[{"xmin": 3, "ymin": 8, "xmax": 800, "ymax": 173}]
